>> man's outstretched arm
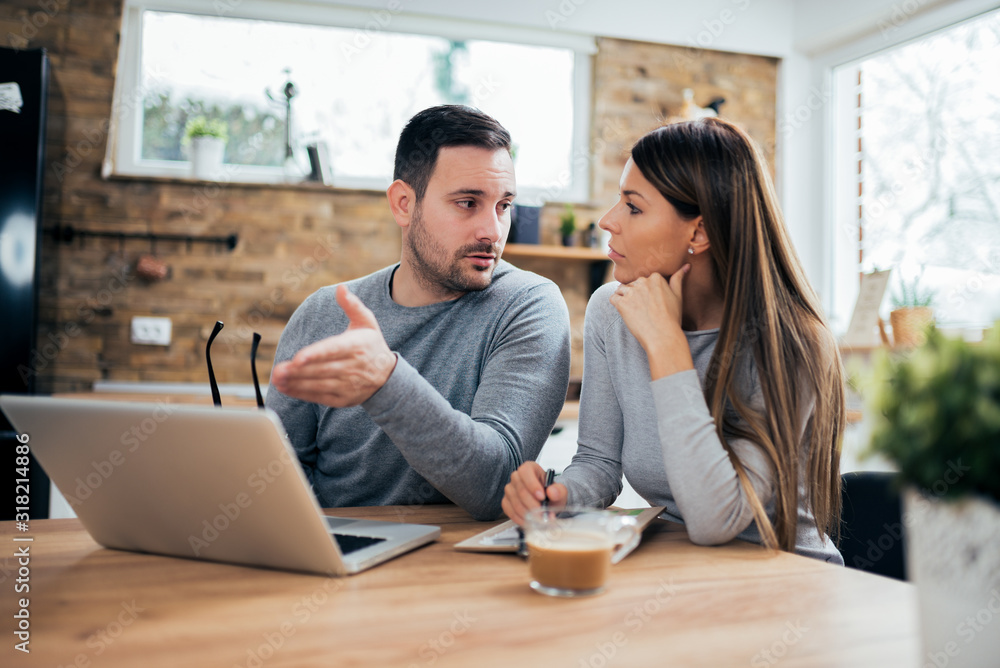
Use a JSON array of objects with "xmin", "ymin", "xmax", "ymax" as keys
[{"xmin": 271, "ymin": 284, "xmax": 571, "ymax": 520}]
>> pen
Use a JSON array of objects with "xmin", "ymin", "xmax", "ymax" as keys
[
  {"xmin": 517, "ymin": 469, "xmax": 556, "ymax": 558},
  {"xmin": 541, "ymin": 468, "xmax": 555, "ymax": 507}
]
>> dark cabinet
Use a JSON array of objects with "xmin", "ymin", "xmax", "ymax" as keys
[{"xmin": 1, "ymin": 46, "xmax": 50, "ymax": 519}]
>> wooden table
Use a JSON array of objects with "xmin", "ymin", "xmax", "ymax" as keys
[{"xmin": 1, "ymin": 506, "xmax": 918, "ymax": 667}]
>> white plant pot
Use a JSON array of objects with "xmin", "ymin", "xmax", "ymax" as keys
[
  {"xmin": 905, "ymin": 488, "xmax": 1000, "ymax": 668},
  {"xmin": 189, "ymin": 136, "xmax": 225, "ymax": 180}
]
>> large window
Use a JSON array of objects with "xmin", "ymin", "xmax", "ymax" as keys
[
  {"xmin": 108, "ymin": 1, "xmax": 594, "ymax": 202},
  {"xmin": 831, "ymin": 9, "xmax": 1000, "ymax": 333}
]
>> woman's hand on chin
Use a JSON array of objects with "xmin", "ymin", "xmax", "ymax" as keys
[{"xmin": 610, "ymin": 267, "xmax": 695, "ymax": 380}]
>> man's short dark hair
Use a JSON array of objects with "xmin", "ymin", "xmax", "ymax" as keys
[{"xmin": 393, "ymin": 105, "xmax": 512, "ymax": 201}]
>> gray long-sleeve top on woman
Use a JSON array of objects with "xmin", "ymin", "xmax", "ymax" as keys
[
  {"xmin": 558, "ymin": 282, "xmax": 843, "ymax": 564},
  {"xmin": 266, "ymin": 262, "xmax": 571, "ymax": 521}
]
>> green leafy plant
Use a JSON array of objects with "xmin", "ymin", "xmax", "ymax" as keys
[
  {"xmin": 183, "ymin": 116, "xmax": 228, "ymax": 143},
  {"xmin": 891, "ymin": 274, "xmax": 934, "ymax": 309},
  {"xmin": 559, "ymin": 204, "xmax": 576, "ymax": 238},
  {"xmin": 867, "ymin": 324, "xmax": 1000, "ymax": 504}
]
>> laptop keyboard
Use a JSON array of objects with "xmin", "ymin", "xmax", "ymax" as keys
[{"xmin": 334, "ymin": 533, "xmax": 386, "ymax": 555}]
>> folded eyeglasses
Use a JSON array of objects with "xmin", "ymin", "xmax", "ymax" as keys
[{"xmin": 205, "ymin": 321, "xmax": 265, "ymax": 409}]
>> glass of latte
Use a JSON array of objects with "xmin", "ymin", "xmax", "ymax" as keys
[{"xmin": 523, "ymin": 506, "xmax": 640, "ymax": 597}]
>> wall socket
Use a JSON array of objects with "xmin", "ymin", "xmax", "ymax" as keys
[{"xmin": 131, "ymin": 316, "xmax": 172, "ymax": 346}]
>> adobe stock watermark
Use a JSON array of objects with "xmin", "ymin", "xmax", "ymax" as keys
[
  {"xmin": 391, "ymin": 479, "xmax": 441, "ymax": 523},
  {"xmin": 52, "ymin": 64, "xmax": 168, "ymax": 183},
  {"xmin": 846, "ymin": 459, "xmax": 970, "ymax": 571},
  {"xmin": 340, "ymin": 0, "xmax": 410, "ymax": 63},
  {"xmin": 778, "ymin": 86, "xmax": 832, "ymax": 139},
  {"xmin": 213, "ymin": 0, "xmax": 243, "ymax": 17},
  {"xmin": 59, "ymin": 403, "xmax": 179, "ymax": 508},
  {"xmin": 234, "ymin": 578, "xmax": 344, "ymax": 668},
  {"xmin": 655, "ymin": 308, "xmax": 764, "ymax": 428},
  {"xmin": 345, "ymin": 353, "xmax": 397, "ymax": 397},
  {"xmin": 878, "ymin": 0, "xmax": 932, "ymax": 40},
  {"xmin": 407, "ymin": 610, "xmax": 477, "ymax": 667},
  {"xmin": 178, "ymin": 126, "xmax": 276, "ymax": 224},
  {"xmin": 0, "ymin": 554, "xmax": 24, "ymax": 587},
  {"xmin": 940, "ymin": 249, "xmax": 1000, "ymax": 322},
  {"xmin": 17, "ymin": 258, "xmax": 137, "ymax": 387},
  {"xmin": 223, "ymin": 233, "xmax": 340, "ymax": 354},
  {"xmin": 56, "ymin": 599, "xmax": 146, "ymax": 668},
  {"xmin": 545, "ymin": 0, "xmax": 587, "ymax": 29},
  {"xmin": 632, "ymin": 240, "xmax": 689, "ymax": 280},
  {"xmin": 577, "ymin": 578, "xmax": 678, "ymax": 667},
  {"xmin": 750, "ymin": 620, "xmax": 810, "ymax": 667},
  {"xmin": 5, "ymin": 0, "xmax": 68, "ymax": 51},
  {"xmin": 188, "ymin": 447, "xmax": 298, "ymax": 556},
  {"xmin": 836, "ymin": 125, "xmax": 961, "ymax": 250},
  {"xmin": 669, "ymin": 0, "xmax": 753, "ymax": 68},
  {"xmin": 468, "ymin": 74, "xmax": 502, "ymax": 109},
  {"xmin": 861, "ymin": 126, "xmax": 959, "ymax": 223},
  {"xmin": 525, "ymin": 116, "xmax": 630, "ymax": 207},
  {"xmin": 177, "ymin": 174, "xmax": 237, "ymax": 224},
  {"xmin": 922, "ymin": 589, "xmax": 1000, "ymax": 668}
]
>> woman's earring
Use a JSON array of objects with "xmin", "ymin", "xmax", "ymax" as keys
[{"xmin": 687, "ymin": 247, "xmax": 695, "ymax": 255}]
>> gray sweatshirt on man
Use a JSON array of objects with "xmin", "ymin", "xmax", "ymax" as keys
[
  {"xmin": 266, "ymin": 261, "xmax": 571, "ymax": 521},
  {"xmin": 559, "ymin": 283, "xmax": 843, "ymax": 564}
]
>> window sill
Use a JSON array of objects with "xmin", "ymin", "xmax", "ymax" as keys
[
  {"xmin": 104, "ymin": 172, "xmax": 387, "ymax": 196},
  {"xmin": 104, "ymin": 173, "xmax": 602, "ymax": 206}
]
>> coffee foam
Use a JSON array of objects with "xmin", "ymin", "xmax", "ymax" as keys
[{"xmin": 527, "ymin": 530, "xmax": 612, "ymax": 551}]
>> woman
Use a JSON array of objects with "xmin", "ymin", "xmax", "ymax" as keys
[{"xmin": 502, "ymin": 118, "xmax": 845, "ymax": 563}]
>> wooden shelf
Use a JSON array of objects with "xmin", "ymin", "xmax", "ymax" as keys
[
  {"xmin": 558, "ymin": 400, "xmax": 580, "ymax": 421},
  {"xmin": 503, "ymin": 243, "xmax": 608, "ymax": 261}
]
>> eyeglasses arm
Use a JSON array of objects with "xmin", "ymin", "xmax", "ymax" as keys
[
  {"xmin": 206, "ymin": 321, "xmax": 224, "ymax": 407},
  {"xmin": 251, "ymin": 333, "xmax": 264, "ymax": 409}
]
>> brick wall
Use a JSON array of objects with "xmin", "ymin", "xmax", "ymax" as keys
[
  {"xmin": 590, "ymin": 37, "xmax": 777, "ymax": 203},
  {"xmin": 1, "ymin": 2, "xmax": 776, "ymax": 392}
]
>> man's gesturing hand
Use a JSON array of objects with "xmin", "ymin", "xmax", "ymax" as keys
[{"xmin": 271, "ymin": 285, "xmax": 398, "ymax": 407}]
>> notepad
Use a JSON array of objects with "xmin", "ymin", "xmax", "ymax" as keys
[{"xmin": 454, "ymin": 506, "xmax": 666, "ymax": 553}]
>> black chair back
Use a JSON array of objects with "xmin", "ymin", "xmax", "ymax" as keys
[{"xmin": 839, "ymin": 471, "xmax": 907, "ymax": 580}]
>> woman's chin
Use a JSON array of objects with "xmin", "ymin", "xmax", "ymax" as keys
[{"xmin": 612, "ymin": 269, "xmax": 631, "ymax": 285}]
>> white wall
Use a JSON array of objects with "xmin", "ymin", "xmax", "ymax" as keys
[
  {"xmin": 794, "ymin": 0, "xmax": 953, "ymax": 54},
  {"xmin": 320, "ymin": 0, "xmax": 797, "ymax": 57}
]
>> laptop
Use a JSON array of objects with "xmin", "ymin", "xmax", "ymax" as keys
[{"xmin": 0, "ymin": 395, "xmax": 440, "ymax": 576}]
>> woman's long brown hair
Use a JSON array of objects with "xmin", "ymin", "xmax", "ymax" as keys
[{"xmin": 631, "ymin": 117, "xmax": 845, "ymax": 551}]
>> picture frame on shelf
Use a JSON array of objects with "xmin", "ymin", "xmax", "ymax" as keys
[
  {"xmin": 306, "ymin": 141, "xmax": 333, "ymax": 185},
  {"xmin": 842, "ymin": 269, "xmax": 892, "ymax": 349}
]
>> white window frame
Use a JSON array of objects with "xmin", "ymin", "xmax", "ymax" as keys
[
  {"xmin": 793, "ymin": 0, "xmax": 999, "ymax": 333},
  {"xmin": 104, "ymin": 0, "xmax": 596, "ymax": 203}
]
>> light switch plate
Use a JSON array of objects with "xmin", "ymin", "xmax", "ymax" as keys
[{"xmin": 131, "ymin": 316, "xmax": 172, "ymax": 346}]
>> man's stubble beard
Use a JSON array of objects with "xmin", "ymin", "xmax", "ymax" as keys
[{"xmin": 406, "ymin": 204, "xmax": 501, "ymax": 296}]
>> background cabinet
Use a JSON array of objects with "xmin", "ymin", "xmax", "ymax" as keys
[{"xmin": 1, "ymin": 46, "xmax": 50, "ymax": 519}]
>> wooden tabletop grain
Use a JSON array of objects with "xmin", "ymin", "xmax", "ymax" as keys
[{"xmin": 0, "ymin": 505, "xmax": 918, "ymax": 667}]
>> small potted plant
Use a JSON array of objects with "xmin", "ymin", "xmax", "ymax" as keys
[
  {"xmin": 889, "ymin": 273, "xmax": 934, "ymax": 348},
  {"xmin": 184, "ymin": 116, "xmax": 228, "ymax": 181},
  {"xmin": 559, "ymin": 204, "xmax": 576, "ymax": 247},
  {"xmin": 867, "ymin": 324, "xmax": 1000, "ymax": 667}
]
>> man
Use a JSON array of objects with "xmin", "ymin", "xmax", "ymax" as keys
[{"xmin": 267, "ymin": 105, "xmax": 571, "ymax": 521}]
